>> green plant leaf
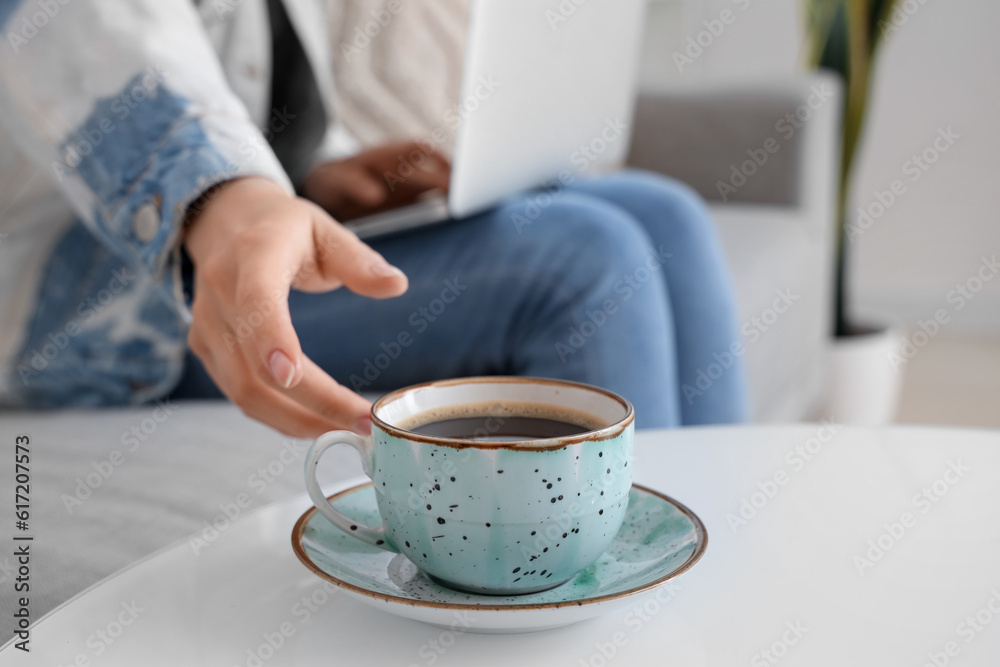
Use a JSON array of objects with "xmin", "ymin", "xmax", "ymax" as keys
[{"xmin": 801, "ymin": 0, "xmax": 898, "ymax": 333}]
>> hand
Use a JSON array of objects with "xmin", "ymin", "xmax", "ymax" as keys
[
  {"xmin": 183, "ymin": 177, "xmax": 408, "ymax": 438},
  {"xmin": 302, "ymin": 140, "xmax": 451, "ymax": 221}
]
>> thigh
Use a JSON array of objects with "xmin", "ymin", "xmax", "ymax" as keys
[
  {"xmin": 296, "ymin": 190, "xmax": 666, "ymax": 390},
  {"xmin": 174, "ymin": 191, "xmax": 652, "ymax": 391},
  {"xmin": 173, "ymin": 189, "xmax": 682, "ymax": 427}
]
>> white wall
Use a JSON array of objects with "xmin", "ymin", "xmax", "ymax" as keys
[
  {"xmin": 640, "ymin": 0, "xmax": 1000, "ymax": 333},
  {"xmin": 848, "ymin": 0, "xmax": 1000, "ymax": 333}
]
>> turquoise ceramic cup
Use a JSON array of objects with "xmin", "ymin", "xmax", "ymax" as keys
[{"xmin": 305, "ymin": 377, "xmax": 635, "ymax": 595}]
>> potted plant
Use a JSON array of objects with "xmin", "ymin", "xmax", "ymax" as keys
[{"xmin": 805, "ymin": 0, "xmax": 906, "ymax": 423}]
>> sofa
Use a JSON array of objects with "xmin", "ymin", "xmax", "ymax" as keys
[{"xmin": 627, "ymin": 74, "xmax": 841, "ymax": 420}]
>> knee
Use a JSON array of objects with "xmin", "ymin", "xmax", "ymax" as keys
[
  {"xmin": 530, "ymin": 192, "xmax": 656, "ymax": 274},
  {"xmin": 615, "ymin": 168, "xmax": 705, "ymax": 206},
  {"xmin": 604, "ymin": 169, "xmax": 713, "ymax": 236}
]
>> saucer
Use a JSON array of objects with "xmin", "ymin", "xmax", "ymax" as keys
[{"xmin": 292, "ymin": 482, "xmax": 707, "ymax": 634}]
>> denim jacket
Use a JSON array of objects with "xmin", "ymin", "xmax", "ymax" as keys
[{"xmin": 0, "ymin": 0, "xmax": 357, "ymax": 407}]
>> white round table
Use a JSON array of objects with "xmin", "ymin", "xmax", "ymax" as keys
[{"xmin": 3, "ymin": 425, "xmax": 999, "ymax": 666}]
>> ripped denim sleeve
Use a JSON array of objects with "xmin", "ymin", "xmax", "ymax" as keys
[{"xmin": 0, "ymin": 2, "xmax": 292, "ymax": 407}]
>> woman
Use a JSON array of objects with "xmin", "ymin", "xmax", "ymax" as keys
[{"xmin": 0, "ymin": 0, "xmax": 747, "ymax": 436}]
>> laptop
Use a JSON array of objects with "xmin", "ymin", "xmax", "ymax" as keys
[{"xmin": 343, "ymin": 0, "xmax": 647, "ymax": 240}]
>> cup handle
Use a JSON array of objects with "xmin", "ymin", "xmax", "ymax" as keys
[{"xmin": 304, "ymin": 431, "xmax": 397, "ymax": 552}]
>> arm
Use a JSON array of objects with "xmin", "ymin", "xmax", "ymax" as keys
[
  {"xmin": 0, "ymin": 1, "xmax": 406, "ymax": 436},
  {"xmin": 0, "ymin": 0, "xmax": 290, "ymax": 272}
]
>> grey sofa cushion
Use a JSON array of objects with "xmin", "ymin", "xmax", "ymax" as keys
[
  {"xmin": 0, "ymin": 404, "xmax": 363, "ymax": 631},
  {"xmin": 627, "ymin": 76, "xmax": 840, "ymax": 421},
  {"xmin": 628, "ymin": 90, "xmax": 807, "ymax": 207}
]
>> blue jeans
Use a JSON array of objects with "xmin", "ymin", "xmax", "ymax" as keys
[{"xmin": 172, "ymin": 170, "xmax": 749, "ymax": 428}]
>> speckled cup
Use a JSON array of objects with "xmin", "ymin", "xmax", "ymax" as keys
[{"xmin": 305, "ymin": 377, "xmax": 634, "ymax": 595}]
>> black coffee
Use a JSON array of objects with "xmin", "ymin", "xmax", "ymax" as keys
[
  {"xmin": 409, "ymin": 416, "xmax": 591, "ymax": 440},
  {"xmin": 396, "ymin": 400, "xmax": 607, "ymax": 442}
]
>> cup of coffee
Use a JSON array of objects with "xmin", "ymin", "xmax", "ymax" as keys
[{"xmin": 304, "ymin": 377, "xmax": 634, "ymax": 595}]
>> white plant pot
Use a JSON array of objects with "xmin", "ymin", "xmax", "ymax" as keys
[{"xmin": 819, "ymin": 325, "xmax": 906, "ymax": 425}]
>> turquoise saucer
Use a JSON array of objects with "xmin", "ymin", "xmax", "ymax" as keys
[{"xmin": 292, "ymin": 482, "xmax": 707, "ymax": 634}]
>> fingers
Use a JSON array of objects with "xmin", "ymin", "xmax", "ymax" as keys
[
  {"xmin": 234, "ymin": 383, "xmax": 344, "ymax": 439},
  {"xmin": 213, "ymin": 355, "xmax": 356, "ymax": 438},
  {"xmin": 183, "ymin": 179, "xmax": 394, "ymax": 439},
  {"xmin": 190, "ymin": 303, "xmax": 371, "ymax": 438},
  {"xmin": 375, "ymin": 142, "xmax": 452, "ymax": 195},
  {"xmin": 303, "ymin": 142, "xmax": 453, "ymax": 220},
  {"xmin": 333, "ymin": 163, "xmax": 390, "ymax": 209},
  {"xmin": 413, "ymin": 145, "xmax": 452, "ymax": 187},
  {"xmin": 189, "ymin": 276, "xmax": 302, "ymax": 396},
  {"xmin": 307, "ymin": 205, "xmax": 409, "ymax": 299},
  {"xmin": 283, "ymin": 357, "xmax": 373, "ymax": 434},
  {"xmin": 216, "ymin": 208, "xmax": 405, "ymax": 395},
  {"xmin": 390, "ymin": 163, "xmax": 450, "ymax": 194}
]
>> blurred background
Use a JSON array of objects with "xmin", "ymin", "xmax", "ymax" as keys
[
  {"xmin": 640, "ymin": 0, "xmax": 1000, "ymax": 428},
  {"xmin": 325, "ymin": 0, "xmax": 999, "ymax": 429}
]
